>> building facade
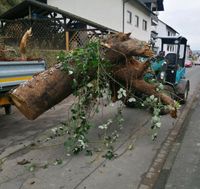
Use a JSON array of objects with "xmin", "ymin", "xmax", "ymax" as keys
[
  {"xmin": 47, "ymin": 0, "xmax": 154, "ymax": 42},
  {"xmin": 154, "ymin": 19, "xmax": 179, "ymax": 54}
]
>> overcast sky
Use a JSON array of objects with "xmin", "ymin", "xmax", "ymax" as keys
[{"xmin": 159, "ymin": 0, "xmax": 200, "ymax": 50}]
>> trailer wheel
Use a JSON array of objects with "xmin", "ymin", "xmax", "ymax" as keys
[{"xmin": 4, "ymin": 105, "xmax": 11, "ymax": 115}]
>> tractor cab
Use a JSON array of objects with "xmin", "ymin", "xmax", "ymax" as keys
[
  {"xmin": 157, "ymin": 36, "xmax": 190, "ymax": 103},
  {"xmin": 159, "ymin": 36, "xmax": 187, "ymax": 84}
]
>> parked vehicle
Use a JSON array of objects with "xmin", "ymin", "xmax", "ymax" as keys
[
  {"xmin": 194, "ymin": 62, "xmax": 200, "ymax": 66},
  {"xmin": 185, "ymin": 59, "xmax": 193, "ymax": 67},
  {"xmin": 0, "ymin": 59, "xmax": 46, "ymax": 114}
]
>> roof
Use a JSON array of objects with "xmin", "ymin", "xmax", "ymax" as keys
[
  {"xmin": 134, "ymin": 0, "xmax": 155, "ymax": 15},
  {"xmin": 138, "ymin": 0, "xmax": 164, "ymax": 11},
  {"xmin": 0, "ymin": 0, "xmax": 114, "ymax": 31},
  {"xmin": 157, "ymin": 36, "xmax": 187, "ymax": 44},
  {"xmin": 166, "ymin": 25, "xmax": 179, "ymax": 35},
  {"xmin": 158, "ymin": 19, "xmax": 179, "ymax": 34}
]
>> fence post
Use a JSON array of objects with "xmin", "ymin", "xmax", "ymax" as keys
[{"xmin": 65, "ymin": 31, "xmax": 69, "ymax": 51}]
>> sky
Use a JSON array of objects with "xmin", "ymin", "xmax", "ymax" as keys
[{"xmin": 159, "ymin": 0, "xmax": 200, "ymax": 50}]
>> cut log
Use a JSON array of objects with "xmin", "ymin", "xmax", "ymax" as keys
[
  {"xmin": 10, "ymin": 64, "xmax": 90, "ymax": 120},
  {"xmin": 10, "ymin": 66, "xmax": 66, "ymax": 119},
  {"xmin": 10, "ymin": 32, "xmax": 176, "ymax": 120}
]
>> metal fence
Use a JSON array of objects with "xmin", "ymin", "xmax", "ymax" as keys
[{"xmin": 0, "ymin": 18, "xmax": 108, "ymax": 51}]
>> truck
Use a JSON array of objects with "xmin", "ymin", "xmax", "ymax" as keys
[{"xmin": 0, "ymin": 59, "xmax": 46, "ymax": 114}]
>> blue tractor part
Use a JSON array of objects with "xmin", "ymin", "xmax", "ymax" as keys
[
  {"xmin": 125, "ymin": 36, "xmax": 189, "ymax": 108},
  {"xmin": 155, "ymin": 36, "xmax": 190, "ymax": 104}
]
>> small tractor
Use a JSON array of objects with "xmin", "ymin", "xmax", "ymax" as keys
[
  {"xmin": 153, "ymin": 36, "xmax": 190, "ymax": 104},
  {"xmin": 126, "ymin": 36, "xmax": 190, "ymax": 107}
]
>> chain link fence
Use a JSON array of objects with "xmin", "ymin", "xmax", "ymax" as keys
[{"xmin": 0, "ymin": 18, "xmax": 109, "ymax": 51}]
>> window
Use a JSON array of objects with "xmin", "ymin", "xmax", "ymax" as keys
[
  {"xmin": 127, "ymin": 10, "xmax": 132, "ymax": 24},
  {"xmin": 135, "ymin": 15, "xmax": 139, "ymax": 27},
  {"xmin": 167, "ymin": 45, "xmax": 170, "ymax": 51},
  {"xmin": 142, "ymin": 19, "xmax": 147, "ymax": 31}
]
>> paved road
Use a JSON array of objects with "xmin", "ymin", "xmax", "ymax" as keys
[
  {"xmin": 164, "ymin": 93, "xmax": 200, "ymax": 189},
  {"xmin": 0, "ymin": 66, "xmax": 200, "ymax": 189},
  {"xmin": 153, "ymin": 66, "xmax": 200, "ymax": 189}
]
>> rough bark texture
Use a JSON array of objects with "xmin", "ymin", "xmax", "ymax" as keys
[
  {"xmin": 10, "ymin": 66, "xmax": 72, "ymax": 119},
  {"xmin": 10, "ymin": 32, "xmax": 176, "ymax": 120},
  {"xmin": 102, "ymin": 32, "xmax": 153, "ymax": 63}
]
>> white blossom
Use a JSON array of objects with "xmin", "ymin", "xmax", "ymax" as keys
[
  {"xmin": 78, "ymin": 139, "xmax": 88, "ymax": 149},
  {"xmin": 155, "ymin": 122, "xmax": 161, "ymax": 128},
  {"xmin": 51, "ymin": 127, "xmax": 58, "ymax": 134},
  {"xmin": 68, "ymin": 70, "xmax": 73, "ymax": 75},
  {"xmin": 128, "ymin": 97, "xmax": 136, "ymax": 102},
  {"xmin": 87, "ymin": 83, "xmax": 94, "ymax": 88},
  {"xmin": 117, "ymin": 88, "xmax": 127, "ymax": 99}
]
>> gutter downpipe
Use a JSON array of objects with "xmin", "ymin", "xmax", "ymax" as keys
[{"xmin": 122, "ymin": 0, "xmax": 130, "ymax": 33}]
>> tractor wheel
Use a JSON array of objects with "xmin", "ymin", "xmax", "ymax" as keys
[
  {"xmin": 179, "ymin": 85, "xmax": 189, "ymax": 104},
  {"xmin": 4, "ymin": 105, "xmax": 11, "ymax": 115}
]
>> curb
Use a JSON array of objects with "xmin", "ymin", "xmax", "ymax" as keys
[{"xmin": 137, "ymin": 84, "xmax": 200, "ymax": 189}]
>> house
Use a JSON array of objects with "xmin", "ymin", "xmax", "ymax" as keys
[
  {"xmin": 0, "ymin": 0, "xmax": 167, "ymax": 50},
  {"xmin": 47, "ymin": 0, "xmax": 161, "ymax": 42},
  {"xmin": 139, "ymin": 0, "xmax": 164, "ymax": 12},
  {"xmin": 154, "ymin": 19, "xmax": 179, "ymax": 54}
]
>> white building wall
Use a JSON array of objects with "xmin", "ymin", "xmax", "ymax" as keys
[
  {"xmin": 157, "ymin": 20, "xmax": 167, "ymax": 39},
  {"xmin": 124, "ymin": 1, "xmax": 151, "ymax": 41},
  {"xmin": 47, "ymin": 0, "xmax": 152, "ymax": 42},
  {"xmin": 155, "ymin": 20, "xmax": 166, "ymax": 53},
  {"xmin": 47, "ymin": 0, "xmax": 123, "ymax": 32},
  {"xmin": 155, "ymin": 20, "xmax": 178, "ymax": 54}
]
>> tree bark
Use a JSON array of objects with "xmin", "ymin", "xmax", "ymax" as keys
[{"xmin": 10, "ymin": 33, "xmax": 176, "ymax": 120}]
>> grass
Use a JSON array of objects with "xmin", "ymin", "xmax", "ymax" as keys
[
  {"xmin": 1, "ymin": 43, "xmax": 61, "ymax": 68},
  {"xmin": 27, "ymin": 48, "xmax": 60, "ymax": 68}
]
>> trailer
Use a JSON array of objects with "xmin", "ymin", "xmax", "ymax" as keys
[{"xmin": 0, "ymin": 59, "xmax": 46, "ymax": 114}]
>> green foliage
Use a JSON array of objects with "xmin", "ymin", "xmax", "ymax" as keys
[
  {"xmin": 0, "ymin": 0, "xmax": 22, "ymax": 15},
  {"xmin": 50, "ymin": 41, "xmax": 178, "ymax": 159},
  {"xmin": 55, "ymin": 41, "xmax": 124, "ymax": 158}
]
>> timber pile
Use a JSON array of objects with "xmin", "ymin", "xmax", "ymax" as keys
[{"xmin": 10, "ymin": 32, "xmax": 177, "ymax": 120}]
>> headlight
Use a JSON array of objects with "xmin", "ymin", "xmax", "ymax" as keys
[{"xmin": 160, "ymin": 72, "xmax": 165, "ymax": 80}]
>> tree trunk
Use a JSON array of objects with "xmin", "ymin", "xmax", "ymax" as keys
[{"xmin": 10, "ymin": 33, "xmax": 176, "ymax": 120}]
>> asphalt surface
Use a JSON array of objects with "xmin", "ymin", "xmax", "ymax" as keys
[
  {"xmin": 154, "ymin": 81, "xmax": 200, "ymax": 189},
  {"xmin": 165, "ymin": 95, "xmax": 200, "ymax": 189},
  {"xmin": 0, "ymin": 65, "xmax": 200, "ymax": 189}
]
